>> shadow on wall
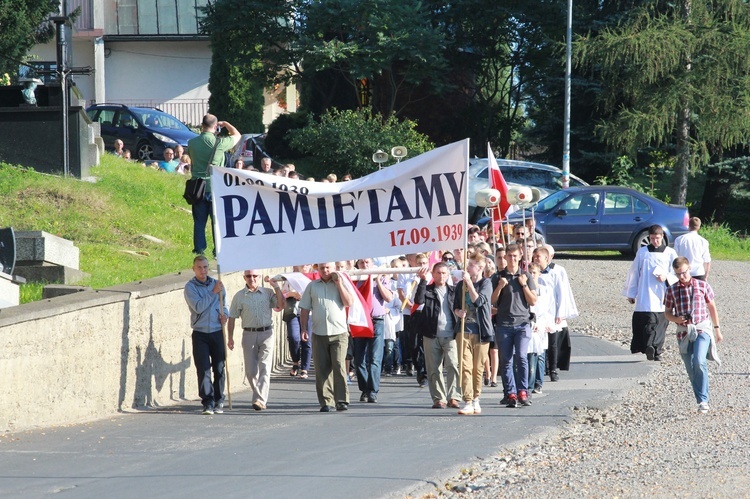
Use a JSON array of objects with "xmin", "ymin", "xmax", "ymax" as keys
[{"xmin": 131, "ymin": 314, "xmax": 191, "ymax": 409}]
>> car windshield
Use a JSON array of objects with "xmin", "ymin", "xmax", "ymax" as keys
[
  {"xmin": 535, "ymin": 190, "xmax": 570, "ymax": 212},
  {"xmin": 133, "ymin": 110, "xmax": 189, "ymax": 131}
]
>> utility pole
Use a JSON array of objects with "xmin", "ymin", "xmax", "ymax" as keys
[{"xmin": 562, "ymin": 0, "xmax": 573, "ymax": 188}]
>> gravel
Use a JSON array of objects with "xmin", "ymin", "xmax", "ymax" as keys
[{"xmin": 437, "ymin": 256, "xmax": 750, "ymax": 498}]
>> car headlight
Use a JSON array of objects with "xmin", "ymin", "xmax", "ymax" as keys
[{"xmin": 152, "ymin": 133, "xmax": 178, "ymax": 145}]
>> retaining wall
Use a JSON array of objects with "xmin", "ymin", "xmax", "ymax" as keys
[{"xmin": 0, "ymin": 267, "xmax": 290, "ymax": 433}]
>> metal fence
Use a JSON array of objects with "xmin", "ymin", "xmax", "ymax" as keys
[{"xmin": 111, "ymin": 99, "xmax": 209, "ymax": 127}]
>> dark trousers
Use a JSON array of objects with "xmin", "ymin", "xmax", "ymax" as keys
[
  {"xmin": 192, "ymin": 330, "xmax": 226, "ymax": 408},
  {"xmin": 191, "ymin": 197, "xmax": 215, "ymax": 255},
  {"xmin": 631, "ymin": 312, "xmax": 668, "ymax": 356},
  {"xmin": 547, "ymin": 331, "xmax": 559, "ymax": 374}
]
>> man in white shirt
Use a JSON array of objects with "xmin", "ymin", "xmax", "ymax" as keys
[
  {"xmin": 673, "ymin": 217, "xmax": 711, "ymax": 281},
  {"xmin": 623, "ymin": 225, "xmax": 678, "ymax": 361}
]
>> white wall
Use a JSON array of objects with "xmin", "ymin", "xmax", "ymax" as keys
[{"xmin": 104, "ymin": 41, "xmax": 211, "ymax": 103}]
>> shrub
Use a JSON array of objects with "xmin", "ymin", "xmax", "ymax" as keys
[
  {"xmin": 265, "ymin": 112, "xmax": 309, "ymax": 159},
  {"xmin": 287, "ymin": 108, "xmax": 434, "ymax": 178}
]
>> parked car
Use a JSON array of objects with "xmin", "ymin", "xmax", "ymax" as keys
[
  {"xmin": 468, "ymin": 158, "xmax": 588, "ymax": 222},
  {"xmin": 228, "ymin": 133, "xmax": 265, "ymax": 168},
  {"xmin": 86, "ymin": 103, "xmax": 198, "ymax": 161},
  {"xmin": 494, "ymin": 186, "xmax": 689, "ymax": 254}
]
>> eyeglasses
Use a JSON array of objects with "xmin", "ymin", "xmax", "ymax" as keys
[
  {"xmin": 244, "ymin": 274, "xmax": 260, "ymax": 278},
  {"xmin": 676, "ymin": 270, "xmax": 690, "ymax": 277},
  {"xmin": 442, "ymin": 256, "xmax": 454, "ymax": 262}
]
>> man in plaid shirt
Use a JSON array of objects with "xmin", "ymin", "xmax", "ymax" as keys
[{"xmin": 664, "ymin": 256, "xmax": 722, "ymax": 414}]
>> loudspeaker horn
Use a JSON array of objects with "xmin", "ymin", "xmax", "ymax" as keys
[
  {"xmin": 475, "ymin": 188, "xmax": 501, "ymax": 208},
  {"xmin": 372, "ymin": 150, "xmax": 389, "ymax": 164},
  {"xmin": 507, "ymin": 185, "xmax": 533, "ymax": 205},
  {"xmin": 391, "ymin": 146, "xmax": 408, "ymax": 158}
]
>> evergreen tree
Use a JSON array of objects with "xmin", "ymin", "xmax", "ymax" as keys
[{"xmin": 0, "ymin": 0, "xmax": 59, "ymax": 78}]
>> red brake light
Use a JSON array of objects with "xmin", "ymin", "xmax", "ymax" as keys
[{"xmin": 683, "ymin": 211, "xmax": 689, "ymax": 228}]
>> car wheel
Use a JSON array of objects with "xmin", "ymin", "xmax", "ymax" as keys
[
  {"xmin": 137, "ymin": 141, "xmax": 154, "ymax": 161},
  {"xmin": 632, "ymin": 230, "xmax": 650, "ymax": 254}
]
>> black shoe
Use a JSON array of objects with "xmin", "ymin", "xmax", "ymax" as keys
[
  {"xmin": 506, "ymin": 394, "xmax": 518, "ymax": 408},
  {"xmin": 500, "ymin": 396, "xmax": 509, "ymax": 405},
  {"xmin": 406, "ymin": 367, "xmax": 414, "ymax": 376},
  {"xmin": 367, "ymin": 393, "xmax": 377, "ymax": 403},
  {"xmin": 550, "ymin": 371, "xmax": 559, "ymax": 382},
  {"xmin": 336, "ymin": 402, "xmax": 349, "ymax": 411},
  {"xmin": 360, "ymin": 391, "xmax": 367, "ymax": 402},
  {"xmin": 416, "ymin": 372, "xmax": 426, "ymax": 386},
  {"xmin": 645, "ymin": 345, "xmax": 655, "ymax": 361},
  {"xmin": 484, "ymin": 376, "xmax": 489, "ymax": 386},
  {"xmin": 320, "ymin": 406, "xmax": 333, "ymax": 412}
]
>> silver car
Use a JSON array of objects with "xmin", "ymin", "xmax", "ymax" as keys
[{"xmin": 468, "ymin": 158, "xmax": 588, "ymax": 222}]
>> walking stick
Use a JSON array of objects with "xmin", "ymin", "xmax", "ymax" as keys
[
  {"xmin": 208, "ymin": 164, "xmax": 232, "ymax": 410},
  {"xmin": 215, "ymin": 263, "xmax": 232, "ymax": 410}
]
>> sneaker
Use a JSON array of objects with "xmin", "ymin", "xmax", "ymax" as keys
[
  {"xmin": 500, "ymin": 395, "xmax": 509, "ymax": 405},
  {"xmin": 416, "ymin": 371, "xmax": 426, "ymax": 386},
  {"xmin": 298, "ymin": 370, "xmax": 309, "ymax": 379},
  {"xmin": 202, "ymin": 405, "xmax": 214, "ymax": 415},
  {"xmin": 645, "ymin": 345, "xmax": 655, "ymax": 361},
  {"xmin": 458, "ymin": 400, "xmax": 475, "ymax": 415},
  {"xmin": 395, "ymin": 367, "xmax": 402, "ymax": 375},
  {"xmin": 698, "ymin": 402, "xmax": 710, "ymax": 413},
  {"xmin": 519, "ymin": 390, "xmax": 532, "ymax": 406},
  {"xmin": 214, "ymin": 402, "xmax": 224, "ymax": 414},
  {"xmin": 532, "ymin": 386, "xmax": 543, "ymax": 394},
  {"xmin": 506, "ymin": 394, "xmax": 518, "ymax": 408},
  {"xmin": 367, "ymin": 393, "xmax": 378, "ymax": 403},
  {"xmin": 473, "ymin": 399, "xmax": 482, "ymax": 414},
  {"xmin": 550, "ymin": 371, "xmax": 559, "ymax": 382}
]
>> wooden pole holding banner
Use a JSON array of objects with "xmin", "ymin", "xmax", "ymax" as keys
[{"xmin": 209, "ymin": 166, "xmax": 232, "ymax": 410}]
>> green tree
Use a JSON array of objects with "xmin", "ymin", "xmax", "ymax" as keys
[
  {"xmin": 577, "ymin": 0, "xmax": 750, "ymax": 205},
  {"xmin": 287, "ymin": 108, "xmax": 433, "ymax": 178},
  {"xmin": 202, "ymin": 0, "xmax": 264, "ymax": 134},
  {"xmin": 0, "ymin": 0, "xmax": 59, "ymax": 78}
]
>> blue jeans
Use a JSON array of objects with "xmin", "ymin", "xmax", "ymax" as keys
[
  {"xmin": 527, "ymin": 353, "xmax": 538, "ymax": 391},
  {"xmin": 681, "ymin": 332, "xmax": 710, "ymax": 404},
  {"xmin": 353, "ymin": 318, "xmax": 385, "ymax": 394},
  {"xmin": 383, "ymin": 339, "xmax": 396, "ymax": 373},
  {"xmin": 191, "ymin": 196, "xmax": 215, "ymax": 255},
  {"xmin": 535, "ymin": 351, "xmax": 546, "ymax": 388},
  {"xmin": 286, "ymin": 316, "xmax": 312, "ymax": 371},
  {"xmin": 497, "ymin": 323, "xmax": 532, "ymax": 395}
]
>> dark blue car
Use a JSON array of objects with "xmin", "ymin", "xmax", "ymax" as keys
[
  {"xmin": 86, "ymin": 104, "xmax": 198, "ymax": 161},
  {"xmin": 494, "ymin": 186, "xmax": 689, "ymax": 254}
]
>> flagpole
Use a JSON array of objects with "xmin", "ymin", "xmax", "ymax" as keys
[
  {"xmin": 458, "ymin": 139, "xmax": 471, "ymax": 396},
  {"xmin": 209, "ymin": 166, "xmax": 232, "ymax": 410}
]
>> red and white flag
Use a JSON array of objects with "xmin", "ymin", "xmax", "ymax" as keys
[
  {"xmin": 488, "ymin": 143, "xmax": 511, "ymax": 220},
  {"xmin": 343, "ymin": 274, "xmax": 374, "ymax": 338}
]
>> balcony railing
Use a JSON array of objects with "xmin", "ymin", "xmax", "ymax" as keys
[{"xmin": 68, "ymin": 0, "xmax": 94, "ymax": 31}]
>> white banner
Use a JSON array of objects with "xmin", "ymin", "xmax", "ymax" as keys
[{"xmin": 211, "ymin": 139, "xmax": 469, "ymax": 272}]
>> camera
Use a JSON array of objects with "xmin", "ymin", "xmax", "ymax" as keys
[{"xmin": 683, "ymin": 313, "xmax": 692, "ymax": 323}]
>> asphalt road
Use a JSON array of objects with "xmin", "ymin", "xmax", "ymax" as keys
[{"xmin": 0, "ymin": 333, "xmax": 654, "ymax": 498}]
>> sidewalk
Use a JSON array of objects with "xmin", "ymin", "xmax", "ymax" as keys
[{"xmin": 0, "ymin": 333, "xmax": 654, "ymax": 498}]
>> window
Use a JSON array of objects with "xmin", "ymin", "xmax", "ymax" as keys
[
  {"xmin": 561, "ymin": 193, "xmax": 600, "ymax": 215},
  {"xmin": 113, "ymin": 0, "xmax": 208, "ymax": 35}
]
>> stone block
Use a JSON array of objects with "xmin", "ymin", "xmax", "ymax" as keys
[
  {"xmin": 42, "ymin": 284, "xmax": 93, "ymax": 299},
  {"xmin": 0, "ymin": 271, "xmax": 19, "ymax": 309},
  {"xmin": 15, "ymin": 231, "xmax": 80, "ymax": 269},
  {"xmin": 13, "ymin": 265, "xmax": 89, "ymax": 285}
]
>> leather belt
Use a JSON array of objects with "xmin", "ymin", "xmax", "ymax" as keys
[
  {"xmin": 372, "ymin": 316, "xmax": 385, "ymax": 321},
  {"xmin": 244, "ymin": 326, "xmax": 273, "ymax": 332}
]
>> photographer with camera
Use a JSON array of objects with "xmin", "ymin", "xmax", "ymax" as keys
[
  {"xmin": 187, "ymin": 114, "xmax": 240, "ymax": 256},
  {"xmin": 664, "ymin": 256, "xmax": 722, "ymax": 414}
]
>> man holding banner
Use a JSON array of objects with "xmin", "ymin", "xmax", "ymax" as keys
[{"xmin": 300, "ymin": 263, "xmax": 355, "ymax": 412}]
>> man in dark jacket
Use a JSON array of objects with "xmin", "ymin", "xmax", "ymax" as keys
[{"xmin": 414, "ymin": 262, "xmax": 460, "ymax": 409}]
